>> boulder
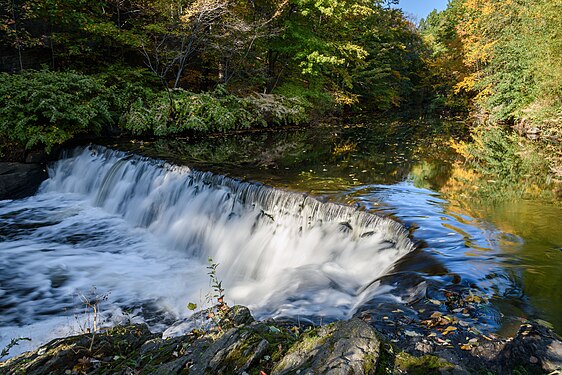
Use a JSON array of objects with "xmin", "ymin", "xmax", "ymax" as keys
[
  {"xmin": 0, "ymin": 162, "xmax": 48, "ymax": 200},
  {"xmin": 272, "ymin": 318, "xmax": 382, "ymax": 375}
]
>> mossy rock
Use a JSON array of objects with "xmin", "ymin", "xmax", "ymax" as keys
[
  {"xmin": 394, "ymin": 352, "xmax": 456, "ymax": 375},
  {"xmin": 272, "ymin": 318, "xmax": 382, "ymax": 375}
]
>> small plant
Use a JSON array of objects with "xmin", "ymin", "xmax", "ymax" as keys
[
  {"xmin": 187, "ymin": 258, "xmax": 229, "ymax": 332},
  {"xmin": 1, "ymin": 337, "xmax": 31, "ymax": 359},
  {"xmin": 76, "ymin": 287, "xmax": 110, "ymax": 352},
  {"xmin": 205, "ymin": 258, "xmax": 228, "ymax": 322}
]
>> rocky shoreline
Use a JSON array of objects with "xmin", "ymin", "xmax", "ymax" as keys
[{"xmin": 1, "ymin": 306, "xmax": 561, "ymax": 375}]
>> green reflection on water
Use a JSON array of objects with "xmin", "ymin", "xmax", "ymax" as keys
[{"xmin": 107, "ymin": 118, "xmax": 562, "ymax": 333}]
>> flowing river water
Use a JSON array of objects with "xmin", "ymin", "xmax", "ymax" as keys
[{"xmin": 1, "ymin": 119, "xmax": 561, "ymax": 356}]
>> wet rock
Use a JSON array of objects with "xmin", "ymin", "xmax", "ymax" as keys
[
  {"xmin": 272, "ymin": 318, "xmax": 381, "ymax": 375},
  {"xmin": 25, "ymin": 150, "xmax": 47, "ymax": 164},
  {"xmin": 492, "ymin": 321, "xmax": 562, "ymax": 373},
  {"xmin": 0, "ymin": 162, "xmax": 48, "ymax": 200},
  {"xmin": 414, "ymin": 340, "xmax": 434, "ymax": 354}
]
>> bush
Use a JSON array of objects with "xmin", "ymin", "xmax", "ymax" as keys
[
  {"xmin": 123, "ymin": 86, "xmax": 310, "ymax": 136},
  {"xmin": 0, "ymin": 70, "xmax": 113, "ymax": 152}
]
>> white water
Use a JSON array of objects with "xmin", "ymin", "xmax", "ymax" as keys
[{"xmin": 0, "ymin": 145, "xmax": 414, "ymax": 356}]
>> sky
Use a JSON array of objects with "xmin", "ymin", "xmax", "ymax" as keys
[{"xmin": 396, "ymin": 0, "xmax": 450, "ymax": 22}]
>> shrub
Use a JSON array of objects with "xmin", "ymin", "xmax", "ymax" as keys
[
  {"xmin": 0, "ymin": 70, "xmax": 113, "ymax": 152},
  {"xmin": 123, "ymin": 86, "xmax": 310, "ymax": 136}
]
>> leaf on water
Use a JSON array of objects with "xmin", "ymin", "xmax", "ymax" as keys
[
  {"xmin": 430, "ymin": 311, "xmax": 443, "ymax": 319},
  {"xmin": 429, "ymin": 299, "xmax": 442, "ymax": 305},
  {"xmin": 187, "ymin": 302, "xmax": 198, "ymax": 311},
  {"xmin": 442, "ymin": 326, "xmax": 458, "ymax": 335}
]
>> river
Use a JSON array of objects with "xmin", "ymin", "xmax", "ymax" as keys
[{"xmin": 1, "ymin": 119, "xmax": 561, "ymax": 357}]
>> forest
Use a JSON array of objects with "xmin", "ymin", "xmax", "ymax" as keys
[
  {"xmin": 2, "ymin": 1, "xmax": 562, "ymax": 372},
  {"xmin": 0, "ymin": 0, "xmax": 561, "ymax": 183}
]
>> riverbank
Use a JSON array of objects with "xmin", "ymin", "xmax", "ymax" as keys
[{"xmin": 1, "ymin": 305, "xmax": 561, "ymax": 374}]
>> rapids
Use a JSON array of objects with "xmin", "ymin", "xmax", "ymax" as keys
[{"xmin": 0, "ymin": 145, "xmax": 414, "ymax": 355}]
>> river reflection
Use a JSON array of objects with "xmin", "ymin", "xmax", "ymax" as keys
[{"xmin": 108, "ymin": 119, "xmax": 562, "ymax": 335}]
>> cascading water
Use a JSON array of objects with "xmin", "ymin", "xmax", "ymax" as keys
[{"xmin": 0, "ymin": 145, "xmax": 414, "ymax": 354}]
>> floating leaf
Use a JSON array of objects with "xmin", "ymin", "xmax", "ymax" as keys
[
  {"xmin": 442, "ymin": 326, "xmax": 458, "ymax": 335},
  {"xmin": 187, "ymin": 302, "xmax": 198, "ymax": 311}
]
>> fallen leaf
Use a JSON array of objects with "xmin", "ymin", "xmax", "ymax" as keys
[{"xmin": 442, "ymin": 326, "xmax": 458, "ymax": 335}]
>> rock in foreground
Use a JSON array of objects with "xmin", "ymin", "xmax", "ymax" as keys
[
  {"xmin": 1, "ymin": 306, "xmax": 561, "ymax": 374},
  {"xmin": 0, "ymin": 307, "xmax": 388, "ymax": 375}
]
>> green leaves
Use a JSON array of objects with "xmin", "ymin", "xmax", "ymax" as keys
[
  {"xmin": 123, "ymin": 88, "xmax": 310, "ymax": 136},
  {"xmin": 0, "ymin": 70, "xmax": 113, "ymax": 152}
]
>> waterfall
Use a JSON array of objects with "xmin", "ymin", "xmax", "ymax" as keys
[{"xmin": 42, "ymin": 145, "xmax": 415, "ymax": 319}]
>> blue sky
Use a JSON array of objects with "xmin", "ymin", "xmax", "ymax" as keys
[{"xmin": 396, "ymin": 0, "xmax": 450, "ymax": 21}]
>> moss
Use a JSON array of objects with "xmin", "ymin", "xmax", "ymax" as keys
[
  {"xmin": 395, "ymin": 352, "xmax": 455, "ymax": 375},
  {"xmin": 374, "ymin": 343, "xmax": 395, "ymax": 375}
]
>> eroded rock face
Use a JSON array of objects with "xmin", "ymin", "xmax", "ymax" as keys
[
  {"xmin": 272, "ymin": 319, "xmax": 381, "ymax": 375},
  {"xmin": 0, "ymin": 162, "xmax": 48, "ymax": 200}
]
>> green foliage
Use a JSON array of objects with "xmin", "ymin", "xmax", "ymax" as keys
[
  {"xmin": 0, "ymin": 70, "xmax": 113, "ymax": 152},
  {"xmin": 425, "ymin": 0, "xmax": 562, "ymax": 128},
  {"xmin": 353, "ymin": 8, "xmax": 428, "ymax": 110},
  {"xmin": 124, "ymin": 86, "xmax": 310, "ymax": 136}
]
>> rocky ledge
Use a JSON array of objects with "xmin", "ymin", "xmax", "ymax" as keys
[
  {"xmin": 0, "ymin": 162, "xmax": 48, "ymax": 200},
  {"xmin": 1, "ymin": 306, "xmax": 561, "ymax": 375}
]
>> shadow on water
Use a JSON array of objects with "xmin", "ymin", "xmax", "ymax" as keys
[{"xmin": 109, "ymin": 118, "xmax": 562, "ymax": 335}]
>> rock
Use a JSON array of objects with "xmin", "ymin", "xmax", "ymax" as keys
[
  {"xmin": 0, "ymin": 162, "xmax": 48, "ymax": 200},
  {"xmin": 415, "ymin": 341, "xmax": 434, "ymax": 354},
  {"xmin": 0, "ymin": 325, "xmax": 154, "ymax": 375},
  {"xmin": 488, "ymin": 321, "xmax": 562, "ymax": 373},
  {"xmin": 272, "ymin": 318, "xmax": 381, "ymax": 375},
  {"xmin": 221, "ymin": 305, "xmax": 255, "ymax": 328},
  {"xmin": 25, "ymin": 150, "xmax": 47, "ymax": 164}
]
